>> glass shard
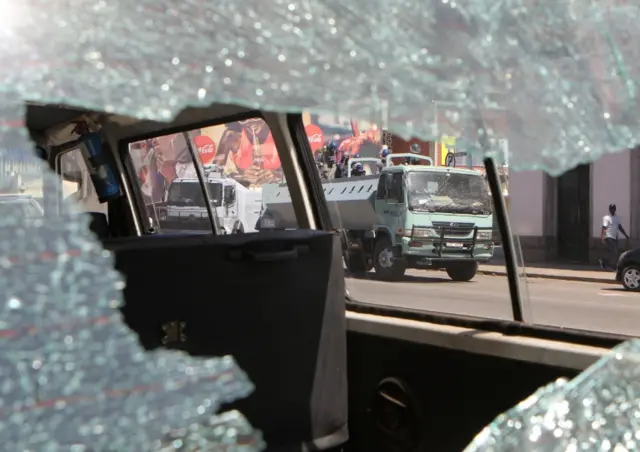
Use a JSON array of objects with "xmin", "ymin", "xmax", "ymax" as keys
[
  {"xmin": 464, "ymin": 339, "xmax": 640, "ymax": 452},
  {"xmin": 3, "ymin": 1, "xmax": 639, "ymax": 173}
]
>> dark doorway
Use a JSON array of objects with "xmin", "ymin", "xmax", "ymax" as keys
[{"xmin": 556, "ymin": 164, "xmax": 590, "ymax": 262}]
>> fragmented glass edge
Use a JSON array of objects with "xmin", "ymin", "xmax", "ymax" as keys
[
  {"xmin": 2, "ymin": 0, "xmax": 640, "ymax": 448},
  {"xmin": 4, "ymin": 0, "xmax": 640, "ymax": 174},
  {"xmin": 0, "ymin": 102, "xmax": 264, "ymax": 450},
  {"xmin": 464, "ymin": 338, "xmax": 640, "ymax": 452}
]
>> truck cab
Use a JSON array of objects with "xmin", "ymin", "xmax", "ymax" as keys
[
  {"xmin": 157, "ymin": 167, "xmax": 262, "ymax": 234},
  {"xmin": 371, "ymin": 163, "xmax": 494, "ymax": 281}
]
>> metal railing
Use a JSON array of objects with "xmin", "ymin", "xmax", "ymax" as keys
[{"xmin": 408, "ymin": 224, "xmax": 494, "ymax": 260}]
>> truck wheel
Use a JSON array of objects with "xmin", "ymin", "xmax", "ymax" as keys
[
  {"xmin": 446, "ymin": 262, "xmax": 478, "ymax": 282},
  {"xmin": 373, "ymin": 237, "xmax": 406, "ymax": 281},
  {"xmin": 622, "ymin": 265, "xmax": 640, "ymax": 291},
  {"xmin": 345, "ymin": 251, "xmax": 369, "ymax": 278}
]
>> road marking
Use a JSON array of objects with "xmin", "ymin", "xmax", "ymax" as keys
[{"xmin": 598, "ymin": 292, "xmax": 625, "ymax": 297}]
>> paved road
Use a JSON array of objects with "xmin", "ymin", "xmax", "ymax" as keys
[{"xmin": 346, "ymin": 271, "xmax": 640, "ymax": 337}]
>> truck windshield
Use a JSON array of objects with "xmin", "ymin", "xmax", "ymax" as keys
[
  {"xmin": 407, "ymin": 171, "xmax": 492, "ymax": 215},
  {"xmin": 167, "ymin": 181, "xmax": 222, "ymax": 207}
]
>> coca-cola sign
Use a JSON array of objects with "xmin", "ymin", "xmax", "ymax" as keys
[
  {"xmin": 193, "ymin": 135, "xmax": 217, "ymax": 165},
  {"xmin": 308, "ymin": 133, "xmax": 322, "ymax": 143},
  {"xmin": 304, "ymin": 124, "xmax": 325, "ymax": 152},
  {"xmin": 198, "ymin": 143, "xmax": 215, "ymax": 155}
]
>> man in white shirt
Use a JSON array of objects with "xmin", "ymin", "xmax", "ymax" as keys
[{"xmin": 599, "ymin": 203, "xmax": 630, "ymax": 269}]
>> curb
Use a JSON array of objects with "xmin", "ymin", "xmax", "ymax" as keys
[{"xmin": 477, "ymin": 269, "xmax": 617, "ymax": 285}]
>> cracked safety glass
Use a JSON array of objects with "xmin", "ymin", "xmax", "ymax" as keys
[
  {"xmin": 4, "ymin": 1, "xmax": 637, "ymax": 173},
  {"xmin": 2, "ymin": 0, "xmax": 640, "ymax": 449},
  {"xmin": 0, "ymin": 117, "xmax": 264, "ymax": 450},
  {"xmin": 464, "ymin": 339, "xmax": 640, "ymax": 452}
]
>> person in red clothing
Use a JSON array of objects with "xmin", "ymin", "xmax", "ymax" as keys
[
  {"xmin": 338, "ymin": 121, "xmax": 381, "ymax": 159},
  {"xmin": 217, "ymin": 118, "xmax": 282, "ymax": 186}
]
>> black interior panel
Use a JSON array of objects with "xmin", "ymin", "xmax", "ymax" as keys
[
  {"xmin": 88, "ymin": 212, "xmax": 110, "ymax": 239},
  {"xmin": 346, "ymin": 332, "xmax": 579, "ymax": 452},
  {"xmin": 105, "ymin": 230, "xmax": 348, "ymax": 451}
]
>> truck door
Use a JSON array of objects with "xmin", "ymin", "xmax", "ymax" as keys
[
  {"xmin": 374, "ymin": 175, "xmax": 387, "ymax": 226},
  {"xmin": 384, "ymin": 172, "xmax": 405, "ymax": 240}
]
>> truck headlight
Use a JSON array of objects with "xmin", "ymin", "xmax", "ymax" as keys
[
  {"xmin": 408, "ymin": 228, "xmax": 439, "ymax": 238},
  {"xmin": 476, "ymin": 231, "xmax": 492, "ymax": 240}
]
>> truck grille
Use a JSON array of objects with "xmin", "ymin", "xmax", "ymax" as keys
[{"xmin": 431, "ymin": 221, "xmax": 475, "ymax": 237}]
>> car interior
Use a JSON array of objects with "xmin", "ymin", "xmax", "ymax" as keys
[{"xmin": 25, "ymin": 101, "xmax": 629, "ymax": 451}]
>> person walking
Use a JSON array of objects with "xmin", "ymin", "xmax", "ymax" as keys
[{"xmin": 599, "ymin": 203, "xmax": 630, "ymax": 270}]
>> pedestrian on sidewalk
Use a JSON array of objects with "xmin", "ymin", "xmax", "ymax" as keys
[{"xmin": 599, "ymin": 203, "xmax": 629, "ymax": 270}]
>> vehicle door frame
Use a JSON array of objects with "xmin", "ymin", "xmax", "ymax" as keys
[
  {"xmin": 48, "ymin": 140, "xmax": 83, "ymax": 215},
  {"xmin": 109, "ymin": 107, "xmax": 330, "ymax": 236}
]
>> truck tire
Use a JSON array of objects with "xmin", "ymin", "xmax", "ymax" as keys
[
  {"xmin": 345, "ymin": 251, "xmax": 369, "ymax": 278},
  {"xmin": 373, "ymin": 237, "xmax": 406, "ymax": 281},
  {"xmin": 446, "ymin": 261, "xmax": 478, "ymax": 282}
]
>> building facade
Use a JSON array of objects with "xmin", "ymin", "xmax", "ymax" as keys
[{"xmin": 510, "ymin": 148, "xmax": 640, "ymax": 264}]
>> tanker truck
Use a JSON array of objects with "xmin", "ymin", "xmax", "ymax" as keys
[{"xmin": 258, "ymin": 154, "xmax": 495, "ymax": 281}]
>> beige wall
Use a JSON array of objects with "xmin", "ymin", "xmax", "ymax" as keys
[
  {"xmin": 508, "ymin": 149, "xmax": 636, "ymax": 263},
  {"xmin": 509, "ymin": 170, "xmax": 545, "ymax": 236},
  {"xmin": 591, "ymin": 150, "xmax": 631, "ymax": 238}
]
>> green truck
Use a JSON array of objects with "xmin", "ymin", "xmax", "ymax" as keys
[{"xmin": 259, "ymin": 154, "xmax": 495, "ymax": 281}]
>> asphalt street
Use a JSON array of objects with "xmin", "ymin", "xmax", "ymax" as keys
[{"xmin": 346, "ymin": 271, "xmax": 640, "ymax": 337}]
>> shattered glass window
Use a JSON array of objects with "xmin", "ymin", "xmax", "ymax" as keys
[
  {"xmin": 0, "ymin": 198, "xmax": 42, "ymax": 218},
  {"xmin": 2, "ymin": 0, "xmax": 640, "ymax": 449},
  {"xmin": 464, "ymin": 338, "xmax": 640, "ymax": 452},
  {"xmin": 0, "ymin": 160, "xmax": 265, "ymax": 451},
  {"xmin": 406, "ymin": 171, "xmax": 492, "ymax": 214},
  {"xmin": 4, "ymin": 1, "xmax": 638, "ymax": 172}
]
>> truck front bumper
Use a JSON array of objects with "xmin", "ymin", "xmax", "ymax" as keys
[
  {"xmin": 399, "ymin": 225, "xmax": 495, "ymax": 263},
  {"xmin": 158, "ymin": 217, "xmax": 211, "ymax": 231}
]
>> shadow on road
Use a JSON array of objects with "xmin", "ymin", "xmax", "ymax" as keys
[
  {"xmin": 600, "ymin": 287, "xmax": 634, "ymax": 293},
  {"xmin": 343, "ymin": 269, "xmax": 476, "ymax": 284}
]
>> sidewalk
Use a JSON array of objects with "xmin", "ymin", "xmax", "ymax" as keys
[
  {"xmin": 480, "ymin": 248, "xmax": 617, "ymax": 284},
  {"xmin": 477, "ymin": 263, "xmax": 617, "ymax": 285}
]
